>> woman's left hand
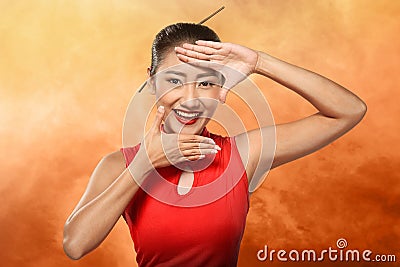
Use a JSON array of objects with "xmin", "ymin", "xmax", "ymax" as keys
[{"xmin": 174, "ymin": 40, "xmax": 258, "ymax": 103}]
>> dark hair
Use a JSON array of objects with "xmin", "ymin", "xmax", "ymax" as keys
[{"xmin": 149, "ymin": 23, "xmax": 220, "ymax": 75}]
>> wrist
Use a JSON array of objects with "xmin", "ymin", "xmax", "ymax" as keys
[
  {"xmin": 127, "ymin": 148, "xmax": 153, "ymax": 185},
  {"xmin": 251, "ymin": 50, "xmax": 262, "ymax": 74},
  {"xmin": 254, "ymin": 51, "xmax": 274, "ymax": 77},
  {"xmin": 254, "ymin": 51, "xmax": 266, "ymax": 74}
]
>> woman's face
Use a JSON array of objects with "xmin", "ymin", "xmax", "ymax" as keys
[{"xmin": 149, "ymin": 49, "xmax": 224, "ymax": 135}]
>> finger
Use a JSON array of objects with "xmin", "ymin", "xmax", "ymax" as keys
[
  {"xmin": 178, "ymin": 134, "xmax": 215, "ymax": 145},
  {"xmin": 195, "ymin": 40, "xmax": 223, "ymax": 49},
  {"xmin": 182, "ymin": 43, "xmax": 218, "ymax": 55},
  {"xmin": 185, "ymin": 154, "xmax": 206, "ymax": 161},
  {"xmin": 176, "ymin": 53, "xmax": 203, "ymax": 65},
  {"xmin": 151, "ymin": 105, "xmax": 164, "ymax": 132},
  {"xmin": 175, "ymin": 52, "xmax": 189, "ymax": 63},
  {"xmin": 175, "ymin": 46, "xmax": 210, "ymax": 61},
  {"xmin": 219, "ymin": 89, "xmax": 229, "ymax": 104},
  {"xmin": 179, "ymin": 142, "xmax": 221, "ymax": 151},
  {"xmin": 182, "ymin": 148, "xmax": 219, "ymax": 157},
  {"xmin": 175, "ymin": 53, "xmax": 214, "ymax": 68}
]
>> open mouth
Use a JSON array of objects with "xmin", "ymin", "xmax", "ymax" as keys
[{"xmin": 173, "ymin": 109, "xmax": 202, "ymax": 125}]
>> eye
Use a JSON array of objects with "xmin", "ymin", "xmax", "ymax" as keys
[
  {"xmin": 168, "ymin": 78, "xmax": 182, "ymax": 86},
  {"xmin": 198, "ymin": 81, "xmax": 215, "ymax": 88}
]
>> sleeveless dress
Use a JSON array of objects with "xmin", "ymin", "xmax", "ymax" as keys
[{"xmin": 120, "ymin": 128, "xmax": 250, "ymax": 267}]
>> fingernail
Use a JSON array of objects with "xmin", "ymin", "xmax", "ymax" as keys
[
  {"xmin": 211, "ymin": 149, "xmax": 218, "ymax": 154},
  {"xmin": 208, "ymin": 139, "xmax": 215, "ymax": 144},
  {"xmin": 158, "ymin": 106, "xmax": 164, "ymax": 112},
  {"xmin": 215, "ymin": 145, "xmax": 221, "ymax": 151},
  {"xmin": 199, "ymin": 155, "xmax": 206, "ymax": 159}
]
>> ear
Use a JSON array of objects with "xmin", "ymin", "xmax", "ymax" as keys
[{"xmin": 147, "ymin": 67, "xmax": 156, "ymax": 95}]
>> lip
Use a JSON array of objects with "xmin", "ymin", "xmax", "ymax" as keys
[{"xmin": 173, "ymin": 109, "xmax": 202, "ymax": 125}]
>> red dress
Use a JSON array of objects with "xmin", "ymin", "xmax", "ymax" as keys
[{"xmin": 120, "ymin": 128, "xmax": 249, "ymax": 267}]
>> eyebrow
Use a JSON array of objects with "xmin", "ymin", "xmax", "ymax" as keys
[
  {"xmin": 164, "ymin": 70, "xmax": 187, "ymax": 77},
  {"xmin": 164, "ymin": 70, "xmax": 221, "ymax": 79}
]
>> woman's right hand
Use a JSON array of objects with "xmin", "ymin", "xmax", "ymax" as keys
[{"xmin": 136, "ymin": 106, "xmax": 220, "ymax": 172}]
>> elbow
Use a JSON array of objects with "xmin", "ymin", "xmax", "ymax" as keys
[
  {"xmin": 342, "ymin": 100, "xmax": 367, "ymax": 128},
  {"xmin": 63, "ymin": 236, "xmax": 84, "ymax": 260},
  {"xmin": 63, "ymin": 223, "xmax": 85, "ymax": 260},
  {"xmin": 346, "ymin": 99, "xmax": 367, "ymax": 122},
  {"xmin": 354, "ymin": 100, "xmax": 367, "ymax": 121}
]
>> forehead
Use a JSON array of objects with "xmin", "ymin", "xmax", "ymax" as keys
[
  {"xmin": 156, "ymin": 49, "xmax": 222, "ymax": 80},
  {"xmin": 157, "ymin": 49, "xmax": 183, "ymax": 72}
]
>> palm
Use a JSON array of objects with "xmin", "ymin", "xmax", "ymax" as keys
[
  {"xmin": 209, "ymin": 43, "xmax": 256, "ymax": 75},
  {"xmin": 175, "ymin": 40, "xmax": 258, "ymax": 102}
]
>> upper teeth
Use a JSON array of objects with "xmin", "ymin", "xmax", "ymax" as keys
[{"xmin": 175, "ymin": 110, "xmax": 200, "ymax": 118}]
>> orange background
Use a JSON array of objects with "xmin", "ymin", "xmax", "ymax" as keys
[{"xmin": 1, "ymin": 0, "xmax": 399, "ymax": 266}]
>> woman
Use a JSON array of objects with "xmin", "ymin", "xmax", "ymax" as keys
[{"xmin": 63, "ymin": 23, "xmax": 367, "ymax": 266}]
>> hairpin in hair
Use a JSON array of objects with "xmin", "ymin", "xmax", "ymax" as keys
[
  {"xmin": 138, "ymin": 6, "xmax": 225, "ymax": 93},
  {"xmin": 198, "ymin": 6, "xmax": 225, "ymax": 24},
  {"xmin": 138, "ymin": 80, "xmax": 147, "ymax": 93}
]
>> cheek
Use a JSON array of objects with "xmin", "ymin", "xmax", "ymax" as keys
[
  {"xmin": 156, "ymin": 89, "xmax": 179, "ymax": 105},
  {"xmin": 198, "ymin": 88, "xmax": 221, "ymax": 99},
  {"xmin": 200, "ymin": 97, "xmax": 219, "ymax": 113}
]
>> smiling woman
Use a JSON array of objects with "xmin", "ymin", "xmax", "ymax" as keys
[
  {"xmin": 149, "ymin": 59, "xmax": 224, "ymax": 135},
  {"xmin": 62, "ymin": 22, "xmax": 366, "ymax": 267}
]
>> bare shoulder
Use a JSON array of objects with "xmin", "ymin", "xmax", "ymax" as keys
[
  {"xmin": 72, "ymin": 150, "xmax": 127, "ymax": 213},
  {"xmin": 100, "ymin": 150, "xmax": 126, "ymax": 170},
  {"xmin": 92, "ymin": 150, "xmax": 126, "ymax": 186}
]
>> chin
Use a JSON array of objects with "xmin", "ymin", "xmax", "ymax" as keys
[
  {"xmin": 164, "ymin": 118, "xmax": 208, "ymax": 135},
  {"xmin": 179, "ymin": 125, "xmax": 205, "ymax": 135}
]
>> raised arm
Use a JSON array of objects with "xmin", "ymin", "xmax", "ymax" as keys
[
  {"xmin": 174, "ymin": 41, "xmax": 367, "ymax": 187},
  {"xmin": 242, "ymin": 51, "xmax": 367, "ymax": 184}
]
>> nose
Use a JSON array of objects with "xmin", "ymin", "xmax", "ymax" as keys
[{"xmin": 181, "ymin": 82, "xmax": 201, "ymax": 110}]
